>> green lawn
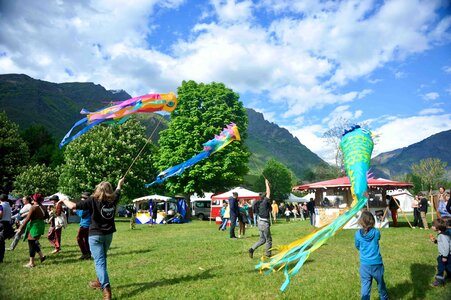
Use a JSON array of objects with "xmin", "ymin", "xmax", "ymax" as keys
[{"xmin": 1, "ymin": 217, "xmax": 450, "ymax": 300}]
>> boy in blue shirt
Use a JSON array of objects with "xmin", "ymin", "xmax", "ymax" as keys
[
  {"xmin": 355, "ymin": 211, "xmax": 389, "ymax": 300},
  {"xmin": 75, "ymin": 192, "xmax": 91, "ymax": 259}
]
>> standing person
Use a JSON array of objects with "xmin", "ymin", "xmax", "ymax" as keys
[
  {"xmin": 418, "ymin": 192, "xmax": 429, "ymax": 229},
  {"xmin": 0, "ymin": 194, "xmax": 14, "ymax": 263},
  {"xmin": 298, "ymin": 203, "xmax": 305, "ymax": 220},
  {"xmin": 219, "ymin": 202, "xmax": 227, "ymax": 230},
  {"xmin": 48, "ymin": 195, "xmax": 66, "ymax": 254},
  {"xmin": 75, "ymin": 192, "xmax": 92, "ymax": 259},
  {"xmin": 284, "ymin": 207, "xmax": 291, "ymax": 222},
  {"xmin": 447, "ymin": 188, "xmax": 451, "ymax": 215},
  {"xmin": 9, "ymin": 196, "xmax": 33, "ymax": 250},
  {"xmin": 302, "ymin": 202, "xmax": 308, "ymax": 220},
  {"xmin": 428, "ymin": 218, "xmax": 451, "ymax": 287},
  {"xmin": 59, "ymin": 178, "xmax": 124, "ymax": 300},
  {"xmin": 219, "ymin": 202, "xmax": 230, "ymax": 231},
  {"xmin": 307, "ymin": 198, "xmax": 316, "ymax": 226},
  {"xmin": 228, "ymin": 192, "xmax": 239, "ymax": 239},
  {"xmin": 355, "ymin": 211, "xmax": 389, "ymax": 300},
  {"xmin": 271, "ymin": 200, "xmax": 278, "ymax": 223},
  {"xmin": 249, "ymin": 178, "xmax": 272, "ymax": 258},
  {"xmin": 387, "ymin": 195, "xmax": 400, "ymax": 227},
  {"xmin": 17, "ymin": 193, "xmax": 48, "ymax": 268},
  {"xmin": 292, "ymin": 205, "xmax": 299, "ymax": 221},
  {"xmin": 251, "ymin": 200, "xmax": 258, "ymax": 227},
  {"xmin": 411, "ymin": 195, "xmax": 421, "ymax": 229},
  {"xmin": 238, "ymin": 199, "xmax": 246, "ymax": 238},
  {"xmin": 436, "ymin": 187, "xmax": 451, "ymax": 218}
]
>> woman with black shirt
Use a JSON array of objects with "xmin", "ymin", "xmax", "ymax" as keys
[{"xmin": 60, "ymin": 178, "xmax": 124, "ymax": 300}]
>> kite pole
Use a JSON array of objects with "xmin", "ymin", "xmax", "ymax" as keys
[{"xmin": 122, "ymin": 116, "xmax": 163, "ymax": 179}]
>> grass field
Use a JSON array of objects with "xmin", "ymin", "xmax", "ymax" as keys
[{"xmin": 1, "ymin": 217, "xmax": 450, "ymax": 300}]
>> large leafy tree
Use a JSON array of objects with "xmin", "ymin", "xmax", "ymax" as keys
[
  {"xmin": 14, "ymin": 164, "xmax": 58, "ymax": 196},
  {"xmin": 21, "ymin": 124, "xmax": 63, "ymax": 167},
  {"xmin": 411, "ymin": 158, "xmax": 447, "ymax": 194},
  {"xmin": 256, "ymin": 159, "xmax": 293, "ymax": 201},
  {"xmin": 58, "ymin": 118, "xmax": 158, "ymax": 201},
  {"xmin": 0, "ymin": 112, "xmax": 29, "ymax": 193},
  {"xmin": 154, "ymin": 80, "xmax": 250, "ymax": 197}
]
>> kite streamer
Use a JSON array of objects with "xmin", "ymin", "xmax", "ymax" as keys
[
  {"xmin": 146, "ymin": 123, "xmax": 240, "ymax": 186},
  {"xmin": 256, "ymin": 125, "xmax": 374, "ymax": 291},
  {"xmin": 59, "ymin": 93, "xmax": 177, "ymax": 148}
]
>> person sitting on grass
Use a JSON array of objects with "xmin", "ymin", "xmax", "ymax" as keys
[
  {"xmin": 355, "ymin": 210, "xmax": 389, "ymax": 300},
  {"xmin": 428, "ymin": 218, "xmax": 451, "ymax": 287},
  {"xmin": 17, "ymin": 193, "xmax": 49, "ymax": 268},
  {"xmin": 59, "ymin": 178, "xmax": 124, "ymax": 300}
]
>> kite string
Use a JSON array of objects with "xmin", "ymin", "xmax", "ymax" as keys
[{"xmin": 122, "ymin": 116, "xmax": 163, "ymax": 179}]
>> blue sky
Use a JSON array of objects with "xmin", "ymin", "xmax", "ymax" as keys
[{"xmin": 0, "ymin": 0, "xmax": 450, "ymax": 163}]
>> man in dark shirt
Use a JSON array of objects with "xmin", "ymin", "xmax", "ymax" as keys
[
  {"xmin": 387, "ymin": 195, "xmax": 400, "ymax": 227},
  {"xmin": 418, "ymin": 192, "xmax": 429, "ymax": 229},
  {"xmin": 249, "ymin": 178, "xmax": 272, "ymax": 258},
  {"xmin": 307, "ymin": 198, "xmax": 316, "ymax": 226},
  {"xmin": 229, "ymin": 192, "xmax": 239, "ymax": 239}
]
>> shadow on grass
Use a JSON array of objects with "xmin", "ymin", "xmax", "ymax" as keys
[
  {"xmin": 42, "ymin": 248, "xmax": 153, "ymax": 265},
  {"xmin": 388, "ymin": 263, "xmax": 435, "ymax": 300},
  {"xmin": 116, "ymin": 268, "xmax": 215, "ymax": 298}
]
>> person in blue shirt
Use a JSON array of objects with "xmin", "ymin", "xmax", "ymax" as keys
[
  {"xmin": 75, "ymin": 192, "xmax": 92, "ymax": 260},
  {"xmin": 355, "ymin": 211, "xmax": 389, "ymax": 300}
]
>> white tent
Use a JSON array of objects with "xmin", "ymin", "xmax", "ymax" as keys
[
  {"xmin": 132, "ymin": 194, "xmax": 171, "ymax": 203},
  {"xmin": 190, "ymin": 192, "xmax": 214, "ymax": 202},
  {"xmin": 287, "ymin": 193, "xmax": 314, "ymax": 203},
  {"xmin": 211, "ymin": 187, "xmax": 260, "ymax": 200},
  {"xmin": 387, "ymin": 189, "xmax": 413, "ymax": 212}
]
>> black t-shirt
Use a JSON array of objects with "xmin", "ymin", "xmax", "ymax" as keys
[
  {"xmin": 419, "ymin": 197, "xmax": 428, "ymax": 212},
  {"xmin": 75, "ymin": 190, "xmax": 121, "ymax": 236},
  {"xmin": 254, "ymin": 197, "xmax": 271, "ymax": 219},
  {"xmin": 307, "ymin": 201, "xmax": 315, "ymax": 213}
]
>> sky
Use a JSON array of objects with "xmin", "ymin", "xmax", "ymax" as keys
[{"xmin": 0, "ymin": 0, "xmax": 450, "ymax": 164}]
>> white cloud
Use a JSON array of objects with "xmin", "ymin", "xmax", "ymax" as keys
[
  {"xmin": 210, "ymin": 0, "xmax": 253, "ymax": 23},
  {"xmin": 422, "ymin": 92, "xmax": 440, "ymax": 101},
  {"xmin": 443, "ymin": 65, "xmax": 451, "ymax": 73},
  {"xmin": 372, "ymin": 114, "xmax": 451, "ymax": 156},
  {"xmin": 418, "ymin": 108, "xmax": 444, "ymax": 115}
]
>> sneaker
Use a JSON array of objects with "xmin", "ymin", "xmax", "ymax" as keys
[
  {"xmin": 88, "ymin": 279, "xmax": 101, "ymax": 289},
  {"xmin": 431, "ymin": 278, "xmax": 445, "ymax": 287},
  {"xmin": 40, "ymin": 256, "xmax": 46, "ymax": 263},
  {"xmin": 248, "ymin": 248, "xmax": 254, "ymax": 259}
]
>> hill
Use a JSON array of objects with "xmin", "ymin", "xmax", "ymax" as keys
[
  {"xmin": 371, "ymin": 129, "xmax": 451, "ymax": 179},
  {"xmin": 0, "ymin": 74, "xmax": 326, "ymax": 179}
]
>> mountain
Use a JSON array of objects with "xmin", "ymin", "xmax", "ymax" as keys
[
  {"xmin": 245, "ymin": 108, "xmax": 325, "ymax": 179},
  {"xmin": 371, "ymin": 129, "xmax": 451, "ymax": 179},
  {"xmin": 0, "ymin": 74, "xmax": 326, "ymax": 179}
]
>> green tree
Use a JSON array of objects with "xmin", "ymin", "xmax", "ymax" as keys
[
  {"xmin": 411, "ymin": 158, "xmax": 447, "ymax": 194},
  {"xmin": 154, "ymin": 81, "xmax": 250, "ymax": 198},
  {"xmin": 256, "ymin": 159, "xmax": 292, "ymax": 201},
  {"xmin": 21, "ymin": 125, "xmax": 64, "ymax": 167},
  {"xmin": 58, "ymin": 118, "xmax": 157, "ymax": 201},
  {"xmin": 14, "ymin": 164, "xmax": 58, "ymax": 196},
  {"xmin": 0, "ymin": 112, "xmax": 29, "ymax": 192}
]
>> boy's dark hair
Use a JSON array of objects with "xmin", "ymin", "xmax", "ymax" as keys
[
  {"xmin": 432, "ymin": 218, "xmax": 447, "ymax": 232},
  {"xmin": 442, "ymin": 217, "xmax": 451, "ymax": 227},
  {"xmin": 358, "ymin": 211, "xmax": 375, "ymax": 233}
]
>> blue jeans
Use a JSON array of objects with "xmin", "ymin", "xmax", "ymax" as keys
[
  {"xmin": 89, "ymin": 234, "xmax": 113, "ymax": 289},
  {"xmin": 360, "ymin": 264, "xmax": 388, "ymax": 300},
  {"xmin": 230, "ymin": 214, "xmax": 237, "ymax": 238},
  {"xmin": 436, "ymin": 255, "xmax": 451, "ymax": 279},
  {"xmin": 220, "ymin": 218, "xmax": 229, "ymax": 230},
  {"xmin": 253, "ymin": 214, "xmax": 257, "ymax": 226}
]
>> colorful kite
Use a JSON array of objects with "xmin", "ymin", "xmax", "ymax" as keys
[
  {"xmin": 59, "ymin": 93, "xmax": 177, "ymax": 148},
  {"xmin": 146, "ymin": 123, "xmax": 241, "ymax": 186},
  {"xmin": 256, "ymin": 125, "xmax": 374, "ymax": 291}
]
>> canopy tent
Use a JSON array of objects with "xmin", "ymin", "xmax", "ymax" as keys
[
  {"xmin": 43, "ymin": 192, "xmax": 70, "ymax": 206},
  {"xmin": 293, "ymin": 176, "xmax": 413, "ymax": 191},
  {"xmin": 387, "ymin": 189, "xmax": 414, "ymax": 212},
  {"xmin": 211, "ymin": 187, "xmax": 260, "ymax": 201},
  {"xmin": 287, "ymin": 193, "xmax": 310, "ymax": 203},
  {"xmin": 132, "ymin": 194, "xmax": 171, "ymax": 203}
]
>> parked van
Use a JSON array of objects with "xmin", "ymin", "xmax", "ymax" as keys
[{"xmin": 191, "ymin": 200, "xmax": 211, "ymax": 220}]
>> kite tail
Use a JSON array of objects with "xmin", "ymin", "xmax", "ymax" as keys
[{"xmin": 256, "ymin": 125, "xmax": 373, "ymax": 291}]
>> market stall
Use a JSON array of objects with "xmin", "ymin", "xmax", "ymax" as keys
[
  {"xmin": 132, "ymin": 194, "xmax": 172, "ymax": 224},
  {"xmin": 293, "ymin": 177, "xmax": 413, "ymax": 228},
  {"xmin": 211, "ymin": 187, "xmax": 260, "ymax": 224}
]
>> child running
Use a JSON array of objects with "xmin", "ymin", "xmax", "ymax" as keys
[
  {"xmin": 355, "ymin": 211, "xmax": 389, "ymax": 300},
  {"xmin": 429, "ymin": 218, "xmax": 451, "ymax": 287}
]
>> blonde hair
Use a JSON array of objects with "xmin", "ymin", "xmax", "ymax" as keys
[
  {"xmin": 92, "ymin": 181, "xmax": 114, "ymax": 202},
  {"xmin": 358, "ymin": 211, "xmax": 375, "ymax": 233}
]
